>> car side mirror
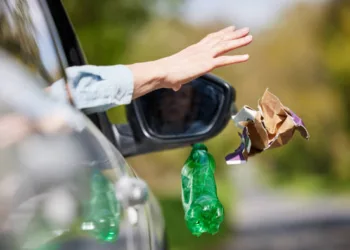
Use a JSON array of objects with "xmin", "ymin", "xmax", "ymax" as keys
[{"xmin": 112, "ymin": 74, "xmax": 236, "ymax": 157}]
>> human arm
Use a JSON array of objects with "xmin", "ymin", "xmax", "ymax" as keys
[{"xmin": 49, "ymin": 26, "xmax": 252, "ymax": 113}]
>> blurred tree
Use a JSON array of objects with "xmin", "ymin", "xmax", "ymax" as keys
[
  {"xmin": 318, "ymin": 0, "xmax": 350, "ymax": 188},
  {"xmin": 62, "ymin": 0, "xmax": 153, "ymax": 64},
  {"xmin": 323, "ymin": 0, "xmax": 350, "ymax": 132},
  {"xmin": 61, "ymin": 0, "xmax": 183, "ymax": 64}
]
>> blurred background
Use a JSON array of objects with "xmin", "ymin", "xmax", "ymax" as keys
[{"xmin": 62, "ymin": 0, "xmax": 350, "ymax": 249}]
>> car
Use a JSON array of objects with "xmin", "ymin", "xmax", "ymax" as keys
[{"xmin": 0, "ymin": 0, "xmax": 236, "ymax": 249}]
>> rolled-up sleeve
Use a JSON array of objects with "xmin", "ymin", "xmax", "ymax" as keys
[{"xmin": 54, "ymin": 65, "xmax": 134, "ymax": 114}]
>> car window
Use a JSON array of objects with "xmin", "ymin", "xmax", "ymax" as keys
[{"xmin": 0, "ymin": 0, "xmax": 66, "ymax": 85}]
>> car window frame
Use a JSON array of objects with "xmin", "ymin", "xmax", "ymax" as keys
[{"xmin": 42, "ymin": 0, "xmax": 117, "ymax": 139}]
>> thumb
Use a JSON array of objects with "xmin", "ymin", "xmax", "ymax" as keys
[{"xmin": 172, "ymin": 84, "xmax": 182, "ymax": 92}]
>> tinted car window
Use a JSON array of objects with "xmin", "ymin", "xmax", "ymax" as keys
[{"xmin": 0, "ymin": 0, "xmax": 66, "ymax": 85}]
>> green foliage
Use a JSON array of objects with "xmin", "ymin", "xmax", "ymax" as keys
[
  {"xmin": 62, "ymin": 0, "xmax": 156, "ymax": 64},
  {"xmin": 323, "ymin": 0, "xmax": 350, "ymax": 132}
]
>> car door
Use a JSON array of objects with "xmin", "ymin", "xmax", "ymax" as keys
[{"xmin": 0, "ymin": 0, "xmax": 162, "ymax": 249}]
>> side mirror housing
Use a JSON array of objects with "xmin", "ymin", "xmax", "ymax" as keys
[{"xmin": 113, "ymin": 74, "xmax": 236, "ymax": 157}]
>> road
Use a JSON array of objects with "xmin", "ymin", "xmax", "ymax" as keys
[{"xmin": 220, "ymin": 161, "xmax": 350, "ymax": 250}]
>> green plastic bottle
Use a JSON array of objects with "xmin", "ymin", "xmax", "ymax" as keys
[
  {"xmin": 33, "ymin": 170, "xmax": 120, "ymax": 250},
  {"xmin": 82, "ymin": 169, "xmax": 121, "ymax": 242},
  {"xmin": 181, "ymin": 144, "xmax": 224, "ymax": 236}
]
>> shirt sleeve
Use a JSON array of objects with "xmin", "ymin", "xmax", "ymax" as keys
[{"xmin": 50, "ymin": 65, "xmax": 134, "ymax": 114}]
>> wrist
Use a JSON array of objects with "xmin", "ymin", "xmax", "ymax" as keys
[
  {"xmin": 127, "ymin": 60, "xmax": 166, "ymax": 99},
  {"xmin": 148, "ymin": 59, "xmax": 167, "ymax": 88}
]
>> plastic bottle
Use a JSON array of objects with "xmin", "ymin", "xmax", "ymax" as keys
[{"xmin": 181, "ymin": 144, "xmax": 224, "ymax": 236}]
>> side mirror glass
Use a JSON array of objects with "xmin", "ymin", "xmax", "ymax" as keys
[
  {"xmin": 139, "ymin": 77, "xmax": 224, "ymax": 138},
  {"xmin": 117, "ymin": 74, "xmax": 236, "ymax": 157}
]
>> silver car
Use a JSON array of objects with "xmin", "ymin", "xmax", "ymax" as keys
[{"xmin": 0, "ymin": 1, "xmax": 236, "ymax": 249}]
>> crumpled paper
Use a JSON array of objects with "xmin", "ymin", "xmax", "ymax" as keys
[{"xmin": 225, "ymin": 89, "xmax": 310, "ymax": 165}]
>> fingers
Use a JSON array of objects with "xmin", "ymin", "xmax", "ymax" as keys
[
  {"xmin": 214, "ymin": 55, "xmax": 250, "ymax": 67},
  {"xmin": 213, "ymin": 35, "xmax": 253, "ymax": 56},
  {"xmin": 200, "ymin": 26, "xmax": 236, "ymax": 44},
  {"xmin": 222, "ymin": 27, "xmax": 250, "ymax": 41},
  {"xmin": 200, "ymin": 26, "xmax": 250, "ymax": 46},
  {"xmin": 217, "ymin": 25, "xmax": 237, "ymax": 36}
]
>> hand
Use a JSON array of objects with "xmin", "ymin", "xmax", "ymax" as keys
[
  {"xmin": 129, "ymin": 26, "xmax": 252, "ymax": 98},
  {"xmin": 159, "ymin": 26, "xmax": 252, "ymax": 91}
]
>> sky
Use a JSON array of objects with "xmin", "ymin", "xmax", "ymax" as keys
[{"xmin": 180, "ymin": 0, "xmax": 327, "ymax": 31}]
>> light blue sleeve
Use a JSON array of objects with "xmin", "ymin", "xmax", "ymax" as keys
[{"xmin": 49, "ymin": 65, "xmax": 134, "ymax": 114}]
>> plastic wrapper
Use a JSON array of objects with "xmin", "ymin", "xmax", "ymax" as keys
[{"xmin": 226, "ymin": 89, "xmax": 310, "ymax": 165}]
